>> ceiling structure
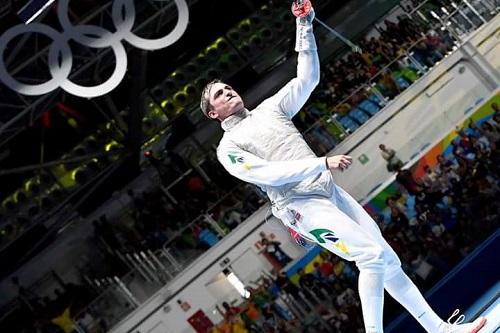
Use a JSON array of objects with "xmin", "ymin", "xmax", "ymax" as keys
[
  {"xmin": 0, "ymin": 0, "xmax": 276, "ymax": 199},
  {"xmin": 0, "ymin": 0, "xmax": 370, "ymax": 276}
]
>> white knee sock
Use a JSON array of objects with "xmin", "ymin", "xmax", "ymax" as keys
[
  {"xmin": 358, "ymin": 271, "xmax": 385, "ymax": 333},
  {"xmin": 384, "ymin": 268, "xmax": 445, "ymax": 332}
]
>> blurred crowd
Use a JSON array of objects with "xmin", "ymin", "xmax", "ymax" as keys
[
  {"xmin": 313, "ymin": 16, "xmax": 453, "ymax": 110},
  {"xmin": 291, "ymin": 15, "xmax": 455, "ymax": 156},
  {"xmin": 381, "ymin": 104, "xmax": 500, "ymax": 288},
  {"xmin": 210, "ymin": 253, "xmax": 363, "ymax": 333},
  {"xmin": 93, "ymin": 180, "xmax": 265, "ymax": 256}
]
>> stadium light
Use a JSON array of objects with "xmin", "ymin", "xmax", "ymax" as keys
[
  {"xmin": 224, "ymin": 270, "xmax": 250, "ymax": 299},
  {"xmin": 17, "ymin": 0, "xmax": 56, "ymax": 24}
]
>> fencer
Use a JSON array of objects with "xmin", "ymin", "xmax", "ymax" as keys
[{"xmin": 199, "ymin": 1, "xmax": 486, "ymax": 332}]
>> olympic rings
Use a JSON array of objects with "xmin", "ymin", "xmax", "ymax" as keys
[{"xmin": 0, "ymin": 0, "xmax": 189, "ymax": 98}]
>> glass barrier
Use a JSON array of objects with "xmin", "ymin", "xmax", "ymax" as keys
[
  {"xmin": 162, "ymin": 215, "xmax": 222, "ymax": 265},
  {"xmin": 206, "ymin": 184, "xmax": 267, "ymax": 233},
  {"xmin": 158, "ymin": 183, "xmax": 266, "ymax": 266},
  {"xmin": 320, "ymin": 32, "xmax": 457, "ymax": 130}
]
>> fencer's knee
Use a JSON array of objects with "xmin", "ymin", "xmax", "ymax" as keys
[
  {"xmin": 383, "ymin": 251, "xmax": 402, "ymax": 281},
  {"xmin": 357, "ymin": 246, "xmax": 386, "ymax": 274}
]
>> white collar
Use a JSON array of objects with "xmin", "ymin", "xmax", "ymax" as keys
[{"xmin": 221, "ymin": 108, "xmax": 251, "ymax": 131}]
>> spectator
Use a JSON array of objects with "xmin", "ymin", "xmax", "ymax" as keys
[
  {"xmin": 198, "ymin": 222, "xmax": 220, "ymax": 248},
  {"xmin": 217, "ymin": 204, "xmax": 242, "ymax": 231},
  {"xmin": 396, "ymin": 166, "xmax": 423, "ymax": 195},
  {"xmin": 379, "ymin": 144, "xmax": 404, "ymax": 172},
  {"xmin": 259, "ymin": 238, "xmax": 292, "ymax": 269},
  {"xmin": 297, "ymin": 268, "xmax": 326, "ymax": 302},
  {"xmin": 242, "ymin": 301, "xmax": 263, "ymax": 329},
  {"xmin": 275, "ymin": 271, "xmax": 309, "ymax": 309},
  {"xmin": 477, "ymin": 122, "xmax": 499, "ymax": 144},
  {"xmin": 222, "ymin": 301, "xmax": 240, "ymax": 320},
  {"xmin": 228, "ymin": 315, "xmax": 248, "ymax": 333},
  {"xmin": 380, "ymin": 69, "xmax": 401, "ymax": 98},
  {"xmin": 421, "ymin": 165, "xmax": 440, "ymax": 190},
  {"xmin": 385, "ymin": 196, "xmax": 407, "ymax": 214},
  {"xmin": 489, "ymin": 102, "xmax": 499, "ymax": 116},
  {"xmin": 390, "ymin": 206, "xmax": 410, "ymax": 226},
  {"xmin": 488, "ymin": 111, "xmax": 500, "ymax": 132},
  {"xmin": 318, "ymin": 252, "xmax": 335, "ymax": 282},
  {"xmin": 410, "ymin": 38, "xmax": 442, "ymax": 67}
]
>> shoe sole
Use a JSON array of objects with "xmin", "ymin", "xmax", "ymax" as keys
[{"xmin": 470, "ymin": 318, "xmax": 487, "ymax": 333}]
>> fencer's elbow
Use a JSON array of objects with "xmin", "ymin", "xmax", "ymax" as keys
[
  {"xmin": 298, "ymin": 74, "xmax": 319, "ymax": 91},
  {"xmin": 306, "ymin": 72, "xmax": 320, "ymax": 90},
  {"xmin": 311, "ymin": 73, "xmax": 320, "ymax": 87},
  {"xmin": 309, "ymin": 65, "xmax": 320, "ymax": 87},
  {"xmin": 256, "ymin": 176, "xmax": 291, "ymax": 187},
  {"xmin": 259, "ymin": 178, "xmax": 285, "ymax": 187}
]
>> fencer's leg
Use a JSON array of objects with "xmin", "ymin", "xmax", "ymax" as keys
[
  {"xmin": 358, "ymin": 271, "xmax": 385, "ymax": 333},
  {"xmin": 332, "ymin": 185, "xmax": 448, "ymax": 332},
  {"xmin": 384, "ymin": 269, "xmax": 445, "ymax": 332},
  {"xmin": 289, "ymin": 197, "xmax": 387, "ymax": 333},
  {"xmin": 385, "ymin": 269, "xmax": 487, "ymax": 333},
  {"xmin": 333, "ymin": 184, "xmax": 402, "ymax": 279}
]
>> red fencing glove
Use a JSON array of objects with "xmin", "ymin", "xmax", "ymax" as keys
[{"xmin": 291, "ymin": 0, "xmax": 312, "ymax": 18}]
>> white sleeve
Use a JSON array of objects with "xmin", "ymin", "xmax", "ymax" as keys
[
  {"xmin": 217, "ymin": 140, "xmax": 327, "ymax": 187},
  {"xmin": 269, "ymin": 17, "xmax": 320, "ymax": 119}
]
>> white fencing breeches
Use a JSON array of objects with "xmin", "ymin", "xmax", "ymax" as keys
[{"xmin": 277, "ymin": 184, "xmax": 402, "ymax": 280}]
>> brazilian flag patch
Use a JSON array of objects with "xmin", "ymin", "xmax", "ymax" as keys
[{"xmin": 228, "ymin": 153, "xmax": 251, "ymax": 170}]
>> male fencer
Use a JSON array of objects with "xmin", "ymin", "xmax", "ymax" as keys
[{"xmin": 199, "ymin": 1, "xmax": 486, "ymax": 332}]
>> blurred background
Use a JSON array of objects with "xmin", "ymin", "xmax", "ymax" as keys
[{"xmin": 0, "ymin": 0, "xmax": 498, "ymax": 332}]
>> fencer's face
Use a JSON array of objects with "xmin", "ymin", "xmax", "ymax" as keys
[{"xmin": 207, "ymin": 82, "xmax": 244, "ymax": 121}]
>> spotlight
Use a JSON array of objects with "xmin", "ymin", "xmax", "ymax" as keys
[
  {"xmin": 17, "ymin": 0, "xmax": 56, "ymax": 24},
  {"xmin": 223, "ymin": 268, "xmax": 250, "ymax": 299}
]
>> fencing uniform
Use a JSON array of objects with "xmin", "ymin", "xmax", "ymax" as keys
[
  {"xmin": 216, "ymin": 13, "xmax": 401, "ymax": 281},
  {"xmin": 215, "ymin": 8, "xmax": 488, "ymax": 333},
  {"xmin": 213, "ymin": 6, "xmax": 490, "ymax": 332}
]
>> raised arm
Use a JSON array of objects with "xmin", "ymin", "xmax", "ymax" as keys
[
  {"xmin": 271, "ymin": 2, "xmax": 320, "ymax": 119},
  {"xmin": 217, "ymin": 139, "xmax": 327, "ymax": 187}
]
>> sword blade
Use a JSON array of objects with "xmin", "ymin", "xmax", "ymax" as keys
[{"xmin": 314, "ymin": 17, "xmax": 362, "ymax": 53}]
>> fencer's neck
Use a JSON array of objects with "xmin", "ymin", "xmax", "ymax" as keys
[{"xmin": 221, "ymin": 108, "xmax": 250, "ymax": 131}]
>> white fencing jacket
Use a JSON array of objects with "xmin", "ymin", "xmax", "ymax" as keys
[{"xmin": 216, "ymin": 14, "xmax": 335, "ymax": 210}]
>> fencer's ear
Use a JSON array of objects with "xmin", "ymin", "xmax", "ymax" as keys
[{"xmin": 208, "ymin": 110, "xmax": 218, "ymax": 120}]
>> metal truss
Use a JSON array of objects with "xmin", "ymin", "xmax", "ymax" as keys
[
  {"xmin": 0, "ymin": 0, "xmax": 199, "ymax": 258},
  {"xmin": 0, "ymin": 0, "xmax": 199, "ymax": 148},
  {"xmin": 0, "ymin": 149, "xmax": 124, "ymax": 176}
]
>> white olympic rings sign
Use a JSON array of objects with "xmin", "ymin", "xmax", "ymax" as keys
[{"xmin": 0, "ymin": 0, "xmax": 189, "ymax": 98}]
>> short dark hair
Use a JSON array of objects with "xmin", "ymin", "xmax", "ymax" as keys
[{"xmin": 200, "ymin": 79, "xmax": 222, "ymax": 118}]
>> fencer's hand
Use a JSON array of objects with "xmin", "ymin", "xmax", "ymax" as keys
[
  {"xmin": 326, "ymin": 155, "xmax": 352, "ymax": 172},
  {"xmin": 292, "ymin": 0, "xmax": 315, "ymax": 23}
]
